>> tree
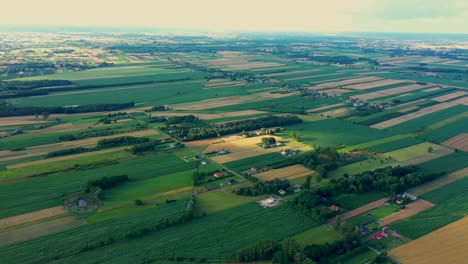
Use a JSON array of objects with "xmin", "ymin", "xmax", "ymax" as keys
[
  {"xmin": 272, "ymin": 251, "xmax": 289, "ymax": 264},
  {"xmin": 134, "ymin": 199, "xmax": 143, "ymax": 206},
  {"xmin": 294, "ymin": 253, "xmax": 315, "ymax": 264},
  {"xmin": 313, "ymin": 173, "xmax": 322, "ymax": 184},
  {"xmin": 291, "ymin": 131, "xmax": 297, "ymax": 140},
  {"xmin": 303, "ymin": 175, "xmax": 312, "ymax": 189},
  {"xmin": 41, "ymin": 111, "xmax": 50, "ymax": 120},
  {"xmin": 333, "ymin": 215, "xmax": 342, "ymax": 231},
  {"xmin": 427, "ymin": 146, "xmax": 433, "ymax": 153}
]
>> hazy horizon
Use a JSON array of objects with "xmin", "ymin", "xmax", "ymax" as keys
[{"xmin": 1, "ymin": 0, "xmax": 467, "ymax": 34}]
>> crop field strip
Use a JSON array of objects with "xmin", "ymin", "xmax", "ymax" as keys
[
  {"xmin": 371, "ymin": 97, "xmax": 468, "ymax": 129},
  {"xmin": 253, "ymin": 164, "xmax": 314, "ymax": 182},
  {"xmin": 408, "ymin": 167, "xmax": 468, "ymax": 196},
  {"xmin": 343, "ymin": 79, "xmax": 407, "ymax": 90},
  {"xmin": 389, "ymin": 216, "xmax": 468, "ymax": 264},
  {"xmin": 441, "ymin": 133, "xmax": 468, "ymax": 151},
  {"xmin": 379, "ymin": 199, "xmax": 434, "ymax": 226}
]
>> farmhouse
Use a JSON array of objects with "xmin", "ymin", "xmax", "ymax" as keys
[
  {"xmin": 329, "ymin": 205, "xmax": 341, "ymax": 211},
  {"xmin": 370, "ymin": 232, "xmax": 388, "ymax": 240},
  {"xmin": 214, "ymin": 172, "xmax": 223, "ymax": 178},
  {"xmin": 278, "ymin": 189, "xmax": 286, "ymax": 195},
  {"xmin": 403, "ymin": 192, "xmax": 417, "ymax": 201}
]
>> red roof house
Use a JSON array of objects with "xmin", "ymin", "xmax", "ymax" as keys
[
  {"xmin": 329, "ymin": 205, "xmax": 340, "ymax": 211},
  {"xmin": 214, "ymin": 172, "xmax": 223, "ymax": 178}
]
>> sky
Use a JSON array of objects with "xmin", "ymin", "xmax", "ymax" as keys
[{"xmin": 1, "ymin": 0, "xmax": 467, "ymax": 33}]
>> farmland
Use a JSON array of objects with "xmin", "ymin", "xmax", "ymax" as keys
[{"xmin": 0, "ymin": 30, "xmax": 467, "ymax": 264}]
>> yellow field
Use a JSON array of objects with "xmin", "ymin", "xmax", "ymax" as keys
[
  {"xmin": 309, "ymin": 76, "xmax": 382, "ymax": 90},
  {"xmin": 343, "ymin": 79, "xmax": 407, "ymax": 90},
  {"xmin": 254, "ymin": 164, "xmax": 314, "ymax": 182},
  {"xmin": 442, "ymin": 133, "xmax": 468, "ymax": 151},
  {"xmin": 372, "ymin": 97, "xmax": 468, "ymax": 129},
  {"xmin": 0, "ymin": 129, "xmax": 156, "ymax": 164},
  {"xmin": 432, "ymin": 91, "xmax": 467, "ymax": 102},
  {"xmin": 389, "ymin": 216, "xmax": 468, "ymax": 264},
  {"xmin": 0, "ymin": 206, "xmax": 66, "ymax": 230},
  {"xmin": 0, "ymin": 216, "xmax": 86, "ymax": 247},
  {"xmin": 351, "ymin": 84, "xmax": 427, "ymax": 101},
  {"xmin": 380, "ymin": 199, "xmax": 434, "ymax": 226},
  {"xmin": 201, "ymin": 135, "xmax": 311, "ymax": 164},
  {"xmin": 172, "ymin": 92, "xmax": 295, "ymax": 111}
]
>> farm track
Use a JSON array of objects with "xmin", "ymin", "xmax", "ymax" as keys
[{"xmin": 328, "ymin": 198, "xmax": 389, "ymax": 223}]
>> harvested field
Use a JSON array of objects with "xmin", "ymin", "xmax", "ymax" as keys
[
  {"xmin": 409, "ymin": 167, "xmax": 468, "ymax": 196},
  {"xmin": 263, "ymin": 69, "xmax": 319, "ymax": 77},
  {"xmin": 284, "ymin": 72, "xmax": 341, "ymax": 81},
  {"xmin": 249, "ymin": 66, "xmax": 298, "ymax": 72},
  {"xmin": 423, "ymin": 87, "xmax": 440, "ymax": 92},
  {"xmin": 432, "ymin": 91, "xmax": 467, "ymax": 102},
  {"xmin": 372, "ymin": 98, "xmax": 468, "ymax": 129},
  {"xmin": 389, "ymin": 216, "xmax": 468, "ymax": 264},
  {"xmin": 442, "ymin": 133, "xmax": 468, "ymax": 151},
  {"xmin": 172, "ymin": 92, "xmax": 294, "ymax": 110},
  {"xmin": 350, "ymin": 84, "xmax": 427, "ymax": 100},
  {"xmin": 184, "ymin": 138, "xmax": 224, "ymax": 148},
  {"xmin": 343, "ymin": 79, "xmax": 407, "ymax": 90},
  {"xmin": 309, "ymin": 77, "xmax": 383, "ymax": 90},
  {"xmin": 204, "ymin": 79, "xmax": 246, "ymax": 89},
  {"xmin": 380, "ymin": 199, "xmax": 434, "ymax": 226},
  {"xmin": 320, "ymin": 108, "xmax": 349, "ymax": 117},
  {"xmin": 1, "ymin": 129, "xmax": 156, "ymax": 163},
  {"xmin": 0, "ymin": 206, "xmax": 66, "ymax": 230},
  {"xmin": 253, "ymin": 164, "xmax": 314, "ymax": 182},
  {"xmin": 390, "ymin": 147, "xmax": 454, "ymax": 167},
  {"xmin": 204, "ymin": 135, "xmax": 310, "ymax": 164},
  {"xmin": 0, "ymin": 216, "xmax": 86, "ymax": 247},
  {"xmin": 323, "ymin": 88, "xmax": 354, "ymax": 94},
  {"xmin": 398, "ymin": 106, "xmax": 419, "ymax": 113},
  {"xmin": 331, "ymin": 198, "xmax": 388, "ymax": 223},
  {"xmin": 0, "ymin": 119, "xmax": 49, "ymax": 127},
  {"xmin": 307, "ymin": 103, "xmax": 344, "ymax": 113}
]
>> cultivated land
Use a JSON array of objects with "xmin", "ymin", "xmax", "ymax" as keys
[
  {"xmin": 0, "ymin": 31, "xmax": 467, "ymax": 264},
  {"xmin": 253, "ymin": 164, "xmax": 314, "ymax": 182},
  {"xmin": 389, "ymin": 216, "xmax": 468, "ymax": 264}
]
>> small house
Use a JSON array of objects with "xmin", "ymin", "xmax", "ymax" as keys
[
  {"xmin": 329, "ymin": 205, "xmax": 341, "ymax": 211},
  {"xmin": 251, "ymin": 167, "xmax": 257, "ymax": 172},
  {"xmin": 278, "ymin": 189, "xmax": 286, "ymax": 195},
  {"xmin": 214, "ymin": 172, "xmax": 223, "ymax": 178}
]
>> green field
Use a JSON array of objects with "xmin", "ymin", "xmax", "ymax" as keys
[
  {"xmin": 291, "ymin": 224, "xmax": 342, "ymax": 246},
  {"xmin": 0, "ymin": 203, "xmax": 319, "ymax": 263},
  {"xmin": 0, "ymin": 152, "xmax": 196, "ymax": 218},
  {"xmin": 392, "ymin": 177, "xmax": 468, "ymax": 239},
  {"xmin": 333, "ymin": 191, "xmax": 387, "ymax": 210},
  {"xmin": 286, "ymin": 118, "xmax": 391, "ymax": 147}
]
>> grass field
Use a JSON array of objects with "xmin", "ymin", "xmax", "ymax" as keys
[
  {"xmin": 286, "ymin": 118, "xmax": 391, "ymax": 147},
  {"xmin": 291, "ymin": 224, "xmax": 342, "ymax": 246},
  {"xmin": 391, "ymin": 177, "xmax": 468, "ymax": 239},
  {"xmin": 334, "ymin": 191, "xmax": 387, "ymax": 210},
  {"xmin": 194, "ymin": 188, "xmax": 264, "ymax": 215},
  {"xmin": 0, "ymin": 152, "xmax": 196, "ymax": 218},
  {"xmin": 0, "ymin": 203, "xmax": 319, "ymax": 263}
]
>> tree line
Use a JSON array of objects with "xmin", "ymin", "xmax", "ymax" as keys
[
  {"xmin": 163, "ymin": 115, "xmax": 302, "ymax": 141},
  {"xmin": 0, "ymin": 101, "xmax": 134, "ymax": 117}
]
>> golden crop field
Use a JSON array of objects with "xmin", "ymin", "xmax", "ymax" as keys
[
  {"xmin": 380, "ymin": 199, "xmax": 434, "ymax": 226},
  {"xmin": 254, "ymin": 164, "xmax": 314, "ymax": 182},
  {"xmin": 389, "ymin": 216, "xmax": 468, "ymax": 264}
]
